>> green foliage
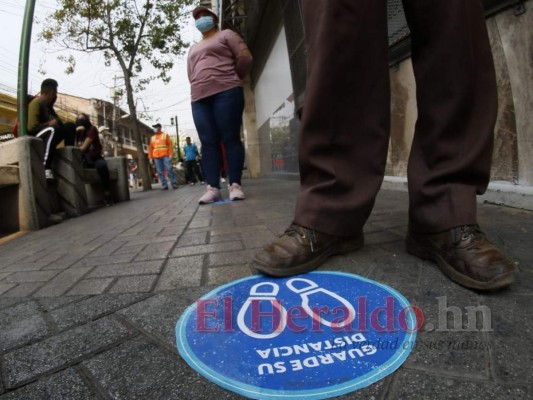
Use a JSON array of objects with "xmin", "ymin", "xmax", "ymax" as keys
[
  {"xmin": 39, "ymin": 0, "xmax": 194, "ymax": 191},
  {"xmin": 40, "ymin": 0, "xmax": 194, "ymax": 88}
]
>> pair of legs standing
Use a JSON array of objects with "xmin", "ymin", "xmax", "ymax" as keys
[
  {"xmin": 192, "ymin": 86, "xmax": 246, "ymax": 203},
  {"xmin": 253, "ymin": 0, "xmax": 514, "ymax": 290},
  {"xmin": 154, "ymin": 156, "xmax": 178, "ymax": 190},
  {"xmin": 185, "ymin": 160, "xmax": 204, "ymax": 184}
]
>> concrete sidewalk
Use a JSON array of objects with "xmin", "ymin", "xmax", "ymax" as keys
[{"xmin": 0, "ymin": 179, "xmax": 531, "ymax": 399}]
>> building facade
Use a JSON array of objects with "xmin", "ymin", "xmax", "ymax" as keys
[
  {"xmin": 219, "ymin": 0, "xmax": 533, "ymax": 192},
  {"xmin": 0, "ymin": 91, "xmax": 152, "ymax": 164}
]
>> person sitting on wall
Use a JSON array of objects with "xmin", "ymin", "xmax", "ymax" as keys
[
  {"xmin": 75, "ymin": 113, "xmax": 113, "ymax": 206},
  {"xmin": 27, "ymin": 78, "xmax": 76, "ymax": 181}
]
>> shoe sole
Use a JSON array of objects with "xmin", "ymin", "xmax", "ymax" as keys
[
  {"xmin": 199, "ymin": 198, "xmax": 222, "ymax": 205},
  {"xmin": 252, "ymin": 236, "xmax": 364, "ymax": 277},
  {"xmin": 405, "ymin": 235, "xmax": 514, "ymax": 291}
]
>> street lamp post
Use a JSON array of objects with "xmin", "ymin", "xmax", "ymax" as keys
[
  {"xmin": 171, "ymin": 116, "xmax": 180, "ymax": 160},
  {"xmin": 17, "ymin": 0, "xmax": 37, "ymax": 137}
]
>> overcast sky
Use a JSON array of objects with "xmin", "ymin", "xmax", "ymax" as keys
[{"xmin": 0, "ymin": 0, "xmax": 202, "ymax": 141}]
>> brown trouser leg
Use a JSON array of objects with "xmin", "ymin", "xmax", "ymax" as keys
[{"xmin": 294, "ymin": 0, "xmax": 497, "ymax": 236}]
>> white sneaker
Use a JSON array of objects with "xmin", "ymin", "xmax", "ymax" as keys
[
  {"xmin": 229, "ymin": 183, "xmax": 245, "ymax": 201},
  {"xmin": 45, "ymin": 169, "xmax": 55, "ymax": 180},
  {"xmin": 221, "ymin": 177, "xmax": 226, "ymax": 183},
  {"xmin": 199, "ymin": 185, "xmax": 222, "ymax": 204}
]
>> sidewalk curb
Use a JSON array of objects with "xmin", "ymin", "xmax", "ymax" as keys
[{"xmin": 381, "ymin": 176, "xmax": 533, "ymax": 211}]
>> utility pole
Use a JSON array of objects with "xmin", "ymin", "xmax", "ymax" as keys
[
  {"xmin": 112, "ymin": 76, "xmax": 121, "ymax": 156},
  {"xmin": 171, "ymin": 115, "xmax": 180, "ymax": 160}
]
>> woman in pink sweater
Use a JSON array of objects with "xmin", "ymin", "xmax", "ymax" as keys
[{"xmin": 187, "ymin": 6, "xmax": 253, "ymax": 204}]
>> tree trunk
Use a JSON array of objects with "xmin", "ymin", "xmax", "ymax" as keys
[{"xmin": 124, "ymin": 75, "xmax": 152, "ymax": 191}]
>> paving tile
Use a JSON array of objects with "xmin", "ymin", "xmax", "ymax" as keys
[
  {"xmin": 87, "ymin": 260, "xmax": 164, "ymax": 278},
  {"xmin": 188, "ymin": 218, "xmax": 211, "ymax": 229},
  {"xmin": 155, "ymin": 256, "xmax": 204, "ymax": 291},
  {"xmin": 485, "ymin": 312, "xmax": 533, "ymax": 382},
  {"xmin": 209, "ymin": 224, "xmax": 268, "ymax": 236},
  {"xmin": 208, "ymin": 233, "xmax": 241, "ymax": 244},
  {"xmin": 49, "ymin": 293, "xmax": 150, "ymax": 331},
  {"xmin": 122, "ymin": 236, "xmax": 177, "ymax": 247},
  {"xmin": 0, "ymin": 368, "xmax": 98, "ymax": 399},
  {"xmin": 108, "ymin": 275, "xmax": 158, "ymax": 294},
  {"xmin": 3, "ymin": 316, "xmax": 134, "ymax": 388},
  {"xmin": 0, "ymin": 272, "xmax": 13, "ymax": 280},
  {"xmin": 19, "ymin": 251, "xmax": 64, "ymax": 264},
  {"xmin": 159, "ymin": 226, "xmax": 187, "ymax": 237},
  {"xmin": 87, "ymin": 241, "xmax": 127, "ymax": 257},
  {"xmin": 118, "ymin": 293, "xmax": 189, "ymax": 347},
  {"xmin": 206, "ymin": 265, "xmax": 253, "ymax": 286},
  {"xmin": 72, "ymin": 253, "xmax": 135, "ymax": 268},
  {"xmin": 177, "ymin": 231, "xmax": 209, "ymax": 246},
  {"xmin": 41, "ymin": 252, "xmax": 86, "ymax": 271},
  {"xmin": 1, "ymin": 262, "xmax": 52, "ymax": 273},
  {"xmin": 0, "ymin": 301, "xmax": 45, "ymax": 351},
  {"xmin": 0, "ymin": 298, "xmax": 26, "ymax": 311},
  {"xmin": 4, "ymin": 270, "xmax": 60, "ymax": 283},
  {"xmin": 364, "ymin": 256, "xmax": 421, "ymax": 288},
  {"xmin": 0, "ymin": 282, "xmax": 44, "ymax": 298},
  {"xmin": 140, "ymin": 224, "xmax": 164, "ymax": 234},
  {"xmin": 0, "ymin": 283, "xmax": 17, "ymax": 296},
  {"xmin": 0, "ymin": 312, "xmax": 49, "ymax": 351},
  {"xmin": 82, "ymin": 336, "xmax": 238, "ymax": 400},
  {"xmin": 208, "ymin": 249, "xmax": 257, "ymax": 267},
  {"xmin": 134, "ymin": 241, "xmax": 176, "ymax": 261},
  {"xmin": 32, "ymin": 267, "xmax": 92, "ymax": 298},
  {"xmin": 240, "ymin": 230, "xmax": 275, "ymax": 249},
  {"xmin": 170, "ymin": 241, "xmax": 243, "ymax": 258},
  {"xmin": 388, "ymin": 370, "xmax": 529, "ymax": 399},
  {"xmin": 403, "ymin": 329, "xmax": 491, "ymax": 379},
  {"xmin": 38, "ymin": 296, "xmax": 87, "ymax": 312},
  {"xmin": 113, "ymin": 243, "xmax": 146, "ymax": 255},
  {"xmin": 66, "ymin": 278, "xmax": 115, "ymax": 296}
]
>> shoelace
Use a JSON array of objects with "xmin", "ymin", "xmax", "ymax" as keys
[
  {"xmin": 284, "ymin": 224, "xmax": 317, "ymax": 252},
  {"xmin": 457, "ymin": 225, "xmax": 484, "ymax": 243}
]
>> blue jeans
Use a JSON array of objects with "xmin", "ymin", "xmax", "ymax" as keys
[
  {"xmin": 154, "ymin": 156, "xmax": 177, "ymax": 188},
  {"xmin": 191, "ymin": 86, "xmax": 245, "ymax": 188}
]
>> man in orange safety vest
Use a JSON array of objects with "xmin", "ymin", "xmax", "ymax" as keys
[{"xmin": 149, "ymin": 123, "xmax": 178, "ymax": 190}]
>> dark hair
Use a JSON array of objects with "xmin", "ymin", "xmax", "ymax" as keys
[
  {"xmin": 76, "ymin": 113, "xmax": 92, "ymax": 129},
  {"xmin": 40, "ymin": 78, "xmax": 58, "ymax": 95},
  {"xmin": 76, "ymin": 112, "xmax": 91, "ymax": 122}
]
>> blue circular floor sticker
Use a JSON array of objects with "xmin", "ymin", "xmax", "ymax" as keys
[{"xmin": 176, "ymin": 272, "xmax": 418, "ymax": 399}]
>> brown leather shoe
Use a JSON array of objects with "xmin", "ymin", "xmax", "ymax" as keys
[
  {"xmin": 253, "ymin": 224, "xmax": 364, "ymax": 277},
  {"xmin": 406, "ymin": 224, "xmax": 515, "ymax": 291}
]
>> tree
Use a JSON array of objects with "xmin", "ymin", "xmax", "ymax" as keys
[{"xmin": 40, "ymin": 0, "xmax": 193, "ymax": 191}]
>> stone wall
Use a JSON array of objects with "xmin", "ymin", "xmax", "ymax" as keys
[{"xmin": 387, "ymin": 2, "xmax": 532, "ymax": 186}]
